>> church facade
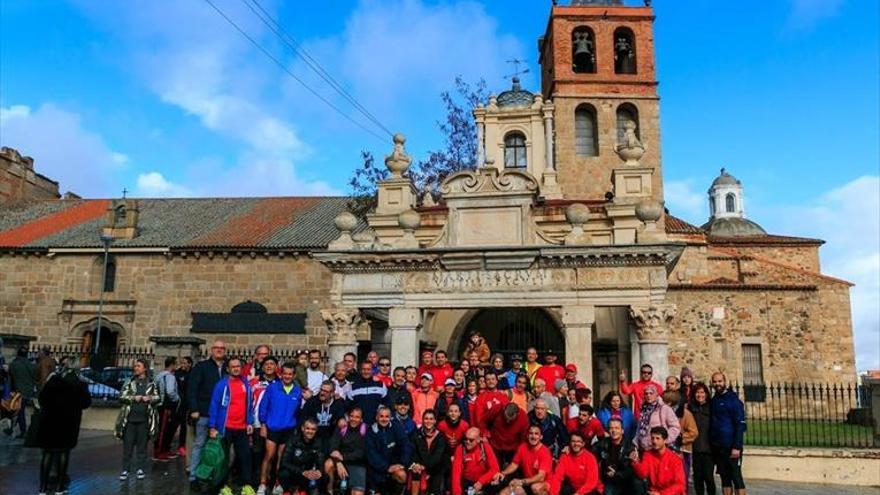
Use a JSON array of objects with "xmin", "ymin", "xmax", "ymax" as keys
[{"xmin": 0, "ymin": 2, "xmax": 856, "ymax": 395}]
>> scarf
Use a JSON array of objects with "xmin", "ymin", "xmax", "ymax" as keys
[{"xmin": 636, "ymin": 396, "xmax": 661, "ymax": 444}]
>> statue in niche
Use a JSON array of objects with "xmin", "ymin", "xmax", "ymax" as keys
[
  {"xmin": 572, "ymin": 31, "xmax": 595, "ymax": 73},
  {"xmin": 614, "ymin": 36, "xmax": 636, "ymax": 74}
]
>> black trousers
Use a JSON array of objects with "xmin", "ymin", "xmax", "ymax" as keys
[
  {"xmin": 711, "ymin": 447, "xmax": 745, "ymax": 490},
  {"xmin": 225, "ymin": 429, "xmax": 252, "ymax": 487},
  {"xmin": 122, "ymin": 421, "xmax": 150, "ymax": 472},
  {"xmin": 154, "ymin": 404, "xmax": 179, "ymax": 455},
  {"xmin": 692, "ymin": 452, "xmax": 716, "ymax": 495}
]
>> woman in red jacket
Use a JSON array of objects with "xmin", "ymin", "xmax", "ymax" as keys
[
  {"xmin": 550, "ymin": 431, "xmax": 599, "ymax": 495},
  {"xmin": 629, "ymin": 426, "xmax": 686, "ymax": 495}
]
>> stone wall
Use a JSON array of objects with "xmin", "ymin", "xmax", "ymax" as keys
[
  {"xmin": 667, "ymin": 284, "xmax": 856, "ymax": 383},
  {"xmin": 0, "ymin": 252, "xmax": 334, "ymax": 349},
  {"xmin": 0, "ymin": 147, "xmax": 60, "ymax": 204},
  {"xmin": 717, "ymin": 244, "xmax": 821, "ymax": 273}
]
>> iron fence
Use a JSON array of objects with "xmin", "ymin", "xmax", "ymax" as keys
[{"xmin": 732, "ymin": 382, "xmax": 876, "ymax": 448}]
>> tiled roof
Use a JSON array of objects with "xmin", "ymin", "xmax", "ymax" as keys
[
  {"xmin": 665, "ymin": 214, "xmax": 704, "ymax": 234},
  {"xmin": 0, "ymin": 197, "xmax": 354, "ymax": 250},
  {"xmin": 707, "ymin": 234, "xmax": 823, "ymax": 246}
]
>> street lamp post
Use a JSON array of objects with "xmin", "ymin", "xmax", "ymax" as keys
[{"xmin": 93, "ymin": 234, "xmax": 114, "ymax": 369}]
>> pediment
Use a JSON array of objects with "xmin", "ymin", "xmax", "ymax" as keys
[{"xmin": 440, "ymin": 167, "xmax": 539, "ymax": 198}]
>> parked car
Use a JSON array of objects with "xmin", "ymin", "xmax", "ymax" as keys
[
  {"xmin": 80, "ymin": 366, "xmax": 135, "ymax": 391},
  {"xmin": 80, "ymin": 374, "xmax": 120, "ymax": 399}
]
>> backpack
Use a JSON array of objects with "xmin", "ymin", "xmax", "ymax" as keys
[{"xmin": 194, "ymin": 437, "xmax": 229, "ymax": 488}]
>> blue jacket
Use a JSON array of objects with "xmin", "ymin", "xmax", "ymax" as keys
[
  {"xmin": 258, "ymin": 379, "xmax": 303, "ymax": 432},
  {"xmin": 596, "ymin": 406, "xmax": 636, "ymax": 442},
  {"xmin": 365, "ymin": 421, "xmax": 412, "ymax": 481},
  {"xmin": 710, "ymin": 388, "xmax": 746, "ymax": 450},
  {"xmin": 208, "ymin": 376, "xmax": 253, "ymax": 435},
  {"xmin": 392, "ymin": 413, "xmax": 416, "ymax": 437},
  {"xmin": 347, "ymin": 376, "xmax": 388, "ymax": 425}
]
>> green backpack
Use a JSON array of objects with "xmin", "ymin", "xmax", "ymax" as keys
[{"xmin": 194, "ymin": 437, "xmax": 229, "ymax": 487}]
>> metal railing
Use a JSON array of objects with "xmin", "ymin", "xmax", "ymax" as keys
[{"xmin": 732, "ymin": 382, "xmax": 875, "ymax": 448}]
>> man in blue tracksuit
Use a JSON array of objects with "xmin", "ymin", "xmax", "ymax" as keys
[
  {"xmin": 348, "ymin": 361, "xmax": 388, "ymax": 425},
  {"xmin": 257, "ymin": 362, "xmax": 303, "ymax": 494},
  {"xmin": 710, "ymin": 372, "xmax": 747, "ymax": 495},
  {"xmin": 366, "ymin": 406, "xmax": 412, "ymax": 495}
]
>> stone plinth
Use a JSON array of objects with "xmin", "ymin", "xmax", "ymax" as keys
[{"xmin": 149, "ymin": 336, "xmax": 205, "ymax": 365}]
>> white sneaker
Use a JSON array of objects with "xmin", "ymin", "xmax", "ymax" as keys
[
  {"xmin": 256, "ymin": 485, "xmax": 267, "ymax": 495},
  {"xmin": 272, "ymin": 483, "xmax": 283, "ymax": 495},
  {"xmin": 119, "ymin": 471, "xmax": 129, "ymax": 481},
  {"xmin": 136, "ymin": 469, "xmax": 146, "ymax": 480}
]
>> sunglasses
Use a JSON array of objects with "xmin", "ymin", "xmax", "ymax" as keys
[
  {"xmin": 379, "ymin": 362, "xmax": 391, "ymax": 367},
  {"xmin": 465, "ymin": 438, "xmax": 478, "ymax": 443}
]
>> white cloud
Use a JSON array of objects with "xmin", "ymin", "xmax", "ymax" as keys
[
  {"xmin": 664, "ymin": 179, "xmax": 706, "ymax": 223},
  {"xmin": 0, "ymin": 103, "xmax": 126, "ymax": 197},
  {"xmin": 765, "ymin": 176, "xmax": 880, "ymax": 372},
  {"xmin": 135, "ymin": 171, "xmax": 191, "ymax": 197}
]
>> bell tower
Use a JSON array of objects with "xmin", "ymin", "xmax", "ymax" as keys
[{"xmin": 539, "ymin": 0, "xmax": 661, "ymax": 202}]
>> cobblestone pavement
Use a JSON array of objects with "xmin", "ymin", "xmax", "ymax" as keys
[{"xmin": 1, "ymin": 431, "xmax": 878, "ymax": 495}]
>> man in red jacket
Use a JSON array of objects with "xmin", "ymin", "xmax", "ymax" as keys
[
  {"xmin": 430, "ymin": 350, "xmax": 455, "ymax": 391},
  {"xmin": 565, "ymin": 406, "xmax": 606, "ymax": 445},
  {"xmin": 488, "ymin": 403, "xmax": 530, "ymax": 466},
  {"xmin": 619, "ymin": 364, "xmax": 664, "ymax": 418},
  {"xmin": 474, "ymin": 372, "xmax": 509, "ymax": 434},
  {"xmin": 495, "ymin": 425, "xmax": 552, "ymax": 495},
  {"xmin": 550, "ymin": 432, "xmax": 599, "ymax": 495},
  {"xmin": 630, "ymin": 426, "xmax": 685, "ymax": 495},
  {"xmin": 452, "ymin": 427, "xmax": 501, "ymax": 495},
  {"xmin": 534, "ymin": 350, "xmax": 565, "ymax": 395}
]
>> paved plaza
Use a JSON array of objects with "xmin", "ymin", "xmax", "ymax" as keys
[{"xmin": 1, "ymin": 430, "xmax": 877, "ymax": 495}]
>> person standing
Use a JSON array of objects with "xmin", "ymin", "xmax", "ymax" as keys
[
  {"xmin": 34, "ymin": 361, "xmax": 91, "ymax": 495},
  {"xmin": 664, "ymin": 390, "xmax": 697, "ymax": 490},
  {"xmin": 528, "ymin": 399, "xmax": 569, "ymax": 458},
  {"xmin": 496, "ymin": 425, "xmax": 553, "ymax": 495},
  {"xmin": 375, "ymin": 357, "xmax": 394, "ymax": 387},
  {"xmin": 348, "ymin": 361, "xmax": 388, "ymax": 425},
  {"xmin": 250, "ymin": 356, "xmax": 278, "ymax": 488},
  {"xmin": 550, "ymin": 431, "xmax": 599, "ymax": 495},
  {"xmin": 208, "ymin": 357, "xmax": 255, "ymax": 495},
  {"xmin": 506, "ymin": 355, "xmax": 525, "ymax": 392},
  {"xmin": 243, "ymin": 345, "xmax": 271, "ymax": 380},
  {"xmin": 535, "ymin": 350, "xmax": 565, "ymax": 395},
  {"xmin": 629, "ymin": 426, "xmax": 685, "ymax": 495},
  {"xmin": 634, "ymin": 386, "xmax": 680, "ymax": 452},
  {"xmin": 430, "ymin": 351, "xmax": 455, "ymax": 391},
  {"xmin": 564, "ymin": 364, "xmax": 588, "ymax": 392},
  {"xmin": 523, "ymin": 348, "xmax": 542, "ymax": 386},
  {"xmin": 387, "ymin": 366, "xmax": 414, "ymax": 410},
  {"xmin": 307, "ymin": 350, "xmax": 329, "ymax": 396},
  {"xmin": 174, "ymin": 356, "xmax": 192, "ymax": 457},
  {"xmin": 35, "ymin": 346, "xmax": 56, "ymax": 389},
  {"xmin": 116, "ymin": 359, "xmax": 160, "ymax": 482},
  {"xmin": 187, "ymin": 340, "xmax": 227, "ymax": 489},
  {"xmin": 689, "ymin": 383, "xmax": 715, "ymax": 495},
  {"xmin": 331, "ymin": 361, "xmax": 353, "ymax": 400},
  {"xmin": 618, "ymin": 365, "xmax": 664, "ymax": 419},
  {"xmin": 595, "ymin": 392, "xmax": 636, "ymax": 442},
  {"xmin": 412, "ymin": 373, "xmax": 439, "ymax": 427},
  {"xmin": 153, "ymin": 357, "xmax": 181, "ymax": 461},
  {"xmin": 710, "ymin": 373, "xmax": 746, "ymax": 495},
  {"xmin": 435, "ymin": 378, "xmax": 470, "ymax": 422},
  {"xmin": 438, "ymin": 403, "xmax": 469, "ymax": 452},
  {"xmin": 9, "ymin": 346, "xmax": 36, "ymax": 439},
  {"xmin": 473, "ymin": 372, "xmax": 509, "ymax": 434},
  {"xmin": 258, "ymin": 362, "xmax": 303, "ymax": 495},
  {"xmin": 528, "ymin": 378, "xmax": 560, "ymax": 418}
]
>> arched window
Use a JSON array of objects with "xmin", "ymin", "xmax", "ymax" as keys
[
  {"xmin": 571, "ymin": 27, "xmax": 596, "ymax": 74},
  {"xmin": 725, "ymin": 193, "xmax": 736, "ymax": 213},
  {"xmin": 503, "ymin": 132, "xmax": 527, "ymax": 168},
  {"xmin": 614, "ymin": 27, "xmax": 637, "ymax": 74},
  {"xmin": 103, "ymin": 255, "xmax": 116, "ymax": 292},
  {"xmin": 616, "ymin": 103, "xmax": 640, "ymax": 143},
  {"xmin": 114, "ymin": 204, "xmax": 127, "ymax": 225},
  {"xmin": 575, "ymin": 105, "xmax": 598, "ymax": 157}
]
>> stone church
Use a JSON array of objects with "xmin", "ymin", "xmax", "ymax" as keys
[{"xmin": 0, "ymin": 1, "xmax": 856, "ymax": 397}]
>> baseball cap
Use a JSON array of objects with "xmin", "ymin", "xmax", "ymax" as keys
[
  {"xmin": 444, "ymin": 378, "xmax": 456, "ymax": 387},
  {"xmin": 511, "ymin": 354, "xmax": 524, "ymax": 362},
  {"xmin": 565, "ymin": 363, "xmax": 578, "ymax": 373},
  {"xmin": 420, "ymin": 372, "xmax": 434, "ymax": 381}
]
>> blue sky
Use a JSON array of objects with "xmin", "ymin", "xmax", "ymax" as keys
[{"xmin": 1, "ymin": 0, "xmax": 878, "ymax": 371}]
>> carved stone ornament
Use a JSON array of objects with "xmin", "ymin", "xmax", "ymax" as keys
[
  {"xmin": 629, "ymin": 304, "xmax": 676, "ymax": 342},
  {"xmin": 384, "ymin": 133, "xmax": 412, "ymax": 178},
  {"xmin": 440, "ymin": 166, "xmax": 539, "ymax": 196},
  {"xmin": 615, "ymin": 120, "xmax": 645, "ymax": 165},
  {"xmin": 320, "ymin": 308, "xmax": 362, "ymax": 345},
  {"xmin": 564, "ymin": 203, "xmax": 591, "ymax": 245},
  {"xmin": 329, "ymin": 211, "xmax": 358, "ymax": 249}
]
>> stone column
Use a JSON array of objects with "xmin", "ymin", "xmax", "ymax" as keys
[
  {"xmin": 543, "ymin": 107, "xmax": 555, "ymax": 171},
  {"xmin": 562, "ymin": 305, "xmax": 595, "ymax": 386},
  {"xmin": 321, "ymin": 308, "xmax": 362, "ymax": 367},
  {"xmin": 389, "ymin": 307, "xmax": 421, "ymax": 367},
  {"xmin": 629, "ymin": 304, "xmax": 675, "ymax": 381},
  {"xmin": 476, "ymin": 120, "xmax": 486, "ymax": 167}
]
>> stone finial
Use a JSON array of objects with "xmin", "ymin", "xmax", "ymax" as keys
[
  {"xmin": 564, "ymin": 203, "xmax": 591, "ymax": 245},
  {"xmin": 396, "ymin": 209, "xmax": 421, "ymax": 248},
  {"xmin": 615, "ymin": 120, "xmax": 645, "ymax": 165},
  {"xmin": 635, "ymin": 200, "xmax": 665, "ymax": 243},
  {"xmin": 329, "ymin": 211, "xmax": 357, "ymax": 249},
  {"xmin": 384, "ymin": 133, "xmax": 412, "ymax": 178}
]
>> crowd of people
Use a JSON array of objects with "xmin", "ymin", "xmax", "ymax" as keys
[{"xmin": 1, "ymin": 333, "xmax": 747, "ymax": 495}]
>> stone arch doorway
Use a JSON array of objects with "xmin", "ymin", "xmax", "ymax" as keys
[
  {"xmin": 456, "ymin": 308, "xmax": 565, "ymax": 364},
  {"xmin": 75, "ymin": 318, "xmax": 126, "ymax": 368}
]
